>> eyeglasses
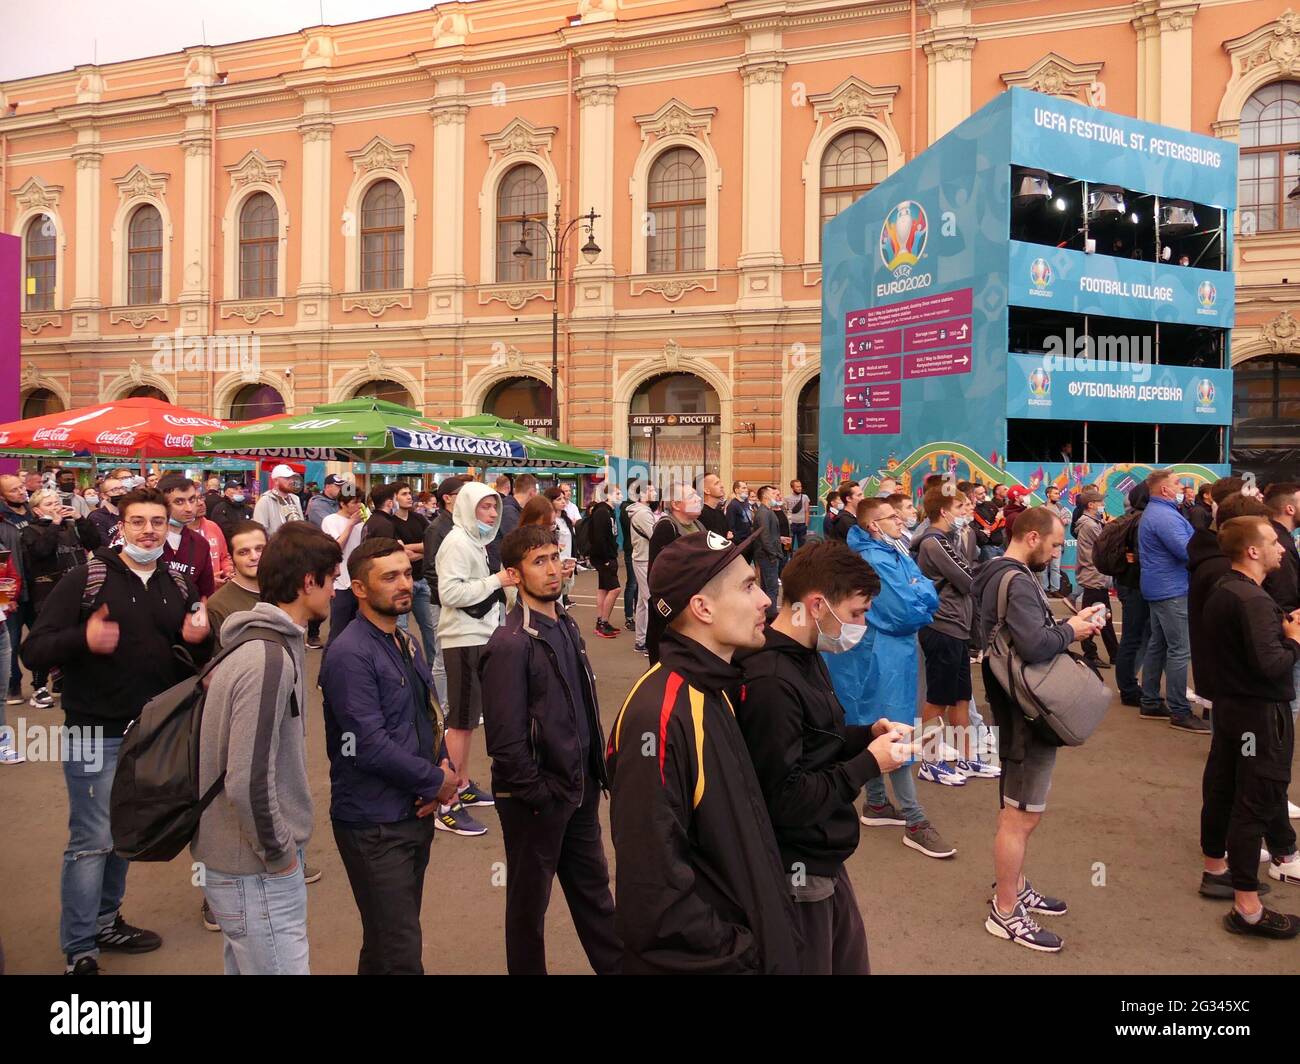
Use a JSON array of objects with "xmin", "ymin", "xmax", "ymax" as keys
[{"xmin": 124, "ymin": 517, "xmax": 168, "ymax": 530}]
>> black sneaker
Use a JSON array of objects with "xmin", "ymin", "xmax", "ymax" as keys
[
  {"xmin": 1120, "ymin": 693, "xmax": 1142, "ymax": 707},
  {"xmin": 1200, "ymin": 870, "xmax": 1270, "ymax": 899},
  {"xmin": 1084, "ymin": 658, "xmax": 1112, "ymax": 670},
  {"xmin": 65, "ymin": 956, "xmax": 100, "ymax": 975},
  {"xmin": 1139, "ymin": 703, "xmax": 1171, "ymax": 721},
  {"xmin": 95, "ymin": 914, "xmax": 162, "ymax": 954},
  {"xmin": 1170, "ymin": 715, "xmax": 1211, "ymax": 735},
  {"xmin": 624, "ymin": 619, "xmax": 635, "ymax": 632},
  {"xmin": 305, "ymin": 639, "xmax": 323, "ymax": 650},
  {"xmin": 1223, "ymin": 906, "xmax": 1300, "ymax": 939}
]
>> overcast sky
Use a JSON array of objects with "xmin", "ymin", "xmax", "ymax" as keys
[{"xmin": 0, "ymin": 0, "xmax": 438, "ymax": 82}]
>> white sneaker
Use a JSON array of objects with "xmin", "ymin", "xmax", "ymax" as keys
[
  {"xmin": 0, "ymin": 745, "xmax": 26, "ymax": 765},
  {"xmin": 1262, "ymin": 845, "xmax": 1272, "ymax": 863},
  {"xmin": 1268, "ymin": 853, "xmax": 1300, "ymax": 885},
  {"xmin": 1288, "ymin": 800, "xmax": 1300, "ymax": 820}
]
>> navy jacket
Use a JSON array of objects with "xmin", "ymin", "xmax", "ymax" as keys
[
  {"xmin": 480, "ymin": 601, "xmax": 608, "ymax": 809},
  {"xmin": 320, "ymin": 614, "xmax": 448, "ymax": 825}
]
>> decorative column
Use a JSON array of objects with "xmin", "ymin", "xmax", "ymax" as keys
[
  {"xmin": 69, "ymin": 136, "xmax": 103, "ymax": 339},
  {"xmin": 737, "ymin": 24, "xmax": 786, "ymax": 311},
  {"xmin": 296, "ymin": 92, "xmax": 334, "ymax": 325},
  {"xmin": 1133, "ymin": 2, "xmax": 1199, "ymax": 127},
  {"xmin": 572, "ymin": 51, "xmax": 618, "ymax": 319},
  {"xmin": 178, "ymin": 48, "xmax": 216, "ymax": 330},
  {"xmin": 923, "ymin": 0, "xmax": 976, "ymax": 142},
  {"xmin": 428, "ymin": 74, "xmax": 468, "ymax": 325}
]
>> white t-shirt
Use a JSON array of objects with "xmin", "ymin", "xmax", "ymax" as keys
[
  {"xmin": 321, "ymin": 512, "xmax": 364, "ymax": 590},
  {"xmin": 564, "ymin": 500, "xmax": 581, "ymax": 525},
  {"xmin": 554, "ymin": 515, "xmax": 573, "ymax": 561}
]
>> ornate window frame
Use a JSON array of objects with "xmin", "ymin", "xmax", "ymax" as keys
[
  {"xmin": 342, "ymin": 136, "xmax": 416, "ymax": 294},
  {"xmin": 629, "ymin": 101, "xmax": 721, "ymax": 277},
  {"xmin": 221, "ymin": 150, "xmax": 289, "ymax": 301},
  {"xmin": 12, "ymin": 178, "xmax": 66, "ymax": 312},
  {"xmin": 214, "ymin": 370, "xmax": 291, "ymax": 419},
  {"xmin": 478, "ymin": 117, "xmax": 560, "ymax": 287},
  {"xmin": 101, "ymin": 359, "xmax": 177, "ymax": 403},
  {"xmin": 1218, "ymin": 11, "xmax": 1300, "ymax": 140},
  {"xmin": 329, "ymin": 350, "xmax": 424, "ymax": 407},
  {"xmin": 999, "ymin": 53, "xmax": 1104, "ymax": 104},
  {"xmin": 801, "ymin": 78, "xmax": 903, "ymax": 270},
  {"xmin": 109, "ymin": 165, "xmax": 172, "ymax": 308},
  {"xmin": 462, "ymin": 362, "xmax": 563, "ymax": 418}
]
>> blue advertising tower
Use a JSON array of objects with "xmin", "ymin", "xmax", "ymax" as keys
[{"xmin": 819, "ymin": 88, "xmax": 1237, "ymax": 527}]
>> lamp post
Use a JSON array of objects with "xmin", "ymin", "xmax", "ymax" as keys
[{"xmin": 513, "ymin": 203, "xmax": 600, "ymax": 442}]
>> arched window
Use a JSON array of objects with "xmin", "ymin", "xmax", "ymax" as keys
[
  {"xmin": 128, "ymin": 204, "xmax": 163, "ymax": 305},
  {"xmin": 485, "ymin": 375, "xmax": 554, "ymax": 429},
  {"xmin": 360, "ymin": 180, "xmax": 404, "ymax": 291},
  {"xmin": 239, "ymin": 192, "xmax": 278, "ymax": 299},
  {"xmin": 229, "ymin": 383, "xmax": 286, "ymax": 422},
  {"xmin": 1232, "ymin": 355, "xmax": 1300, "ymax": 479},
  {"xmin": 796, "ymin": 375, "xmax": 821, "ymax": 499},
  {"xmin": 22, "ymin": 388, "xmax": 62, "ymax": 419},
  {"xmin": 647, "ymin": 148, "xmax": 706, "ymax": 274},
  {"xmin": 820, "ymin": 130, "xmax": 888, "ymax": 241},
  {"xmin": 496, "ymin": 164, "xmax": 548, "ymax": 283},
  {"xmin": 126, "ymin": 385, "xmax": 169, "ymax": 401},
  {"xmin": 24, "ymin": 215, "xmax": 56, "ymax": 312},
  {"xmin": 1240, "ymin": 81, "xmax": 1300, "ymax": 233},
  {"xmin": 629, "ymin": 372, "xmax": 721, "ymax": 494},
  {"xmin": 353, "ymin": 378, "xmax": 415, "ymax": 409}
]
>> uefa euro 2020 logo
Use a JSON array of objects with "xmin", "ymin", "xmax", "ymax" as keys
[
  {"xmin": 1198, "ymin": 281, "xmax": 1217, "ymax": 308},
  {"xmin": 1197, "ymin": 379, "xmax": 1216, "ymax": 406},
  {"xmin": 880, "ymin": 200, "xmax": 928, "ymax": 275},
  {"xmin": 1030, "ymin": 258, "xmax": 1053, "ymax": 289},
  {"xmin": 1029, "ymin": 367, "xmax": 1051, "ymax": 397}
]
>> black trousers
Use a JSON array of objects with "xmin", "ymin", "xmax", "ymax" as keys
[
  {"xmin": 1079, "ymin": 586, "xmax": 1118, "ymax": 663},
  {"xmin": 1200, "ymin": 698, "xmax": 1296, "ymax": 892},
  {"xmin": 333, "ymin": 816, "xmax": 436, "ymax": 974},
  {"xmin": 495, "ymin": 781, "xmax": 621, "ymax": 975},
  {"xmin": 793, "ymin": 866, "xmax": 871, "ymax": 975}
]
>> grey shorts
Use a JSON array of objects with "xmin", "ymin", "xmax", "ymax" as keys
[{"xmin": 1000, "ymin": 732, "xmax": 1058, "ymax": 813}]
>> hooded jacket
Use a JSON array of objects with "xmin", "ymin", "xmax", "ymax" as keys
[
  {"xmin": 972, "ymin": 554, "xmax": 1073, "ymax": 664},
  {"xmin": 422, "ymin": 507, "xmax": 456, "ymax": 607},
  {"xmin": 435, "ymin": 480, "xmax": 506, "ymax": 649},
  {"xmin": 1117, "ymin": 480, "xmax": 1150, "ymax": 590},
  {"xmin": 1073, "ymin": 510, "xmax": 1109, "ymax": 590},
  {"xmin": 481, "ymin": 600, "xmax": 609, "ymax": 809},
  {"xmin": 912, "ymin": 524, "xmax": 975, "ymax": 640},
  {"xmin": 1187, "ymin": 527, "xmax": 1231, "ymax": 703},
  {"xmin": 1139, "ymin": 494, "xmax": 1194, "ymax": 602},
  {"xmin": 824, "ymin": 526, "xmax": 937, "ymax": 729},
  {"xmin": 607, "ymin": 628, "xmax": 800, "ymax": 975},
  {"xmin": 627, "ymin": 501, "xmax": 655, "ymax": 565},
  {"xmin": 735, "ymin": 627, "xmax": 880, "ymax": 877},
  {"xmin": 20, "ymin": 547, "xmax": 199, "ymax": 735},
  {"xmin": 163, "ymin": 523, "xmax": 215, "ymax": 599},
  {"xmin": 192, "ymin": 603, "xmax": 312, "ymax": 875}
]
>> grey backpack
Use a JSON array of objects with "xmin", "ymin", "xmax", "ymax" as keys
[{"xmin": 986, "ymin": 568, "xmax": 1112, "ymax": 747}]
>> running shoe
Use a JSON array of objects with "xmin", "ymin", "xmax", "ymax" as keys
[
  {"xmin": 954, "ymin": 757, "xmax": 1001, "ymax": 779},
  {"xmin": 902, "ymin": 821, "xmax": 956, "ymax": 858},
  {"xmin": 0, "ymin": 745, "xmax": 26, "ymax": 766},
  {"xmin": 860, "ymin": 801, "xmax": 906, "ymax": 827},
  {"xmin": 985, "ymin": 901, "xmax": 1063, "ymax": 952},
  {"xmin": 95, "ymin": 915, "xmax": 162, "ymax": 954},
  {"xmin": 434, "ymin": 802, "xmax": 488, "ymax": 837},
  {"xmin": 1223, "ymin": 907, "xmax": 1300, "ymax": 939},
  {"xmin": 458, "ymin": 780, "xmax": 495, "ymax": 807},
  {"xmin": 29, "ymin": 687, "xmax": 53, "ymax": 709},
  {"xmin": 917, "ymin": 760, "xmax": 966, "ymax": 786},
  {"xmin": 1268, "ymin": 853, "xmax": 1300, "ymax": 885}
]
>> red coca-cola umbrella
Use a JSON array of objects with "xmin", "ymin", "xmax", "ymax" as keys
[{"xmin": 0, "ymin": 397, "xmax": 233, "ymax": 459}]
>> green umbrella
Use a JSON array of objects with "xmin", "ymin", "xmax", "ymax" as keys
[{"xmin": 193, "ymin": 398, "xmax": 603, "ymax": 469}]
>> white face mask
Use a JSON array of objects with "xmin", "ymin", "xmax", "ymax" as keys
[
  {"xmin": 816, "ymin": 601, "xmax": 868, "ymax": 655},
  {"xmin": 952, "ymin": 514, "xmax": 972, "ymax": 530}
]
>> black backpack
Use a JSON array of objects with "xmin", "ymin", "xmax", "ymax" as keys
[
  {"xmin": 573, "ymin": 514, "xmax": 594, "ymax": 558},
  {"xmin": 1093, "ymin": 511, "xmax": 1139, "ymax": 578},
  {"xmin": 109, "ymin": 629, "xmax": 298, "ymax": 862}
]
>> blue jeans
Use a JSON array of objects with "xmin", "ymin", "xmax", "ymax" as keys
[
  {"xmin": 978, "ymin": 545, "xmax": 1005, "ymax": 563},
  {"xmin": 791, "ymin": 525, "xmax": 808, "ymax": 552},
  {"xmin": 410, "ymin": 579, "xmax": 439, "ymax": 669},
  {"xmin": 1141, "ymin": 595, "xmax": 1191, "ymax": 720},
  {"xmin": 865, "ymin": 764, "xmax": 926, "ymax": 827},
  {"xmin": 202, "ymin": 848, "xmax": 310, "ymax": 974},
  {"xmin": 429, "ymin": 603, "xmax": 448, "ymax": 710},
  {"xmin": 758, "ymin": 556, "xmax": 780, "ymax": 620},
  {"xmin": 6, "ymin": 600, "xmax": 33, "ymax": 693},
  {"xmin": 0, "ymin": 620, "xmax": 9, "ymax": 734},
  {"xmin": 1038, "ymin": 555, "xmax": 1061, "ymax": 593},
  {"xmin": 623, "ymin": 552, "xmax": 637, "ymax": 621},
  {"xmin": 62, "ymin": 734, "xmax": 129, "ymax": 961},
  {"xmin": 1115, "ymin": 585, "xmax": 1150, "ymax": 701}
]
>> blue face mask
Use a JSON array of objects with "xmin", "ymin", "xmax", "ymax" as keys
[
  {"xmin": 168, "ymin": 517, "xmax": 184, "ymax": 529},
  {"xmin": 123, "ymin": 542, "xmax": 164, "ymax": 564},
  {"xmin": 232, "ymin": 494, "xmax": 246, "ymax": 504},
  {"xmin": 477, "ymin": 521, "xmax": 494, "ymax": 537}
]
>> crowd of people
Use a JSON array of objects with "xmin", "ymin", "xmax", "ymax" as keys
[{"xmin": 0, "ymin": 459, "xmax": 1297, "ymax": 976}]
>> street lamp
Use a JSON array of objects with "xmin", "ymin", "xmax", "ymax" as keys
[{"xmin": 513, "ymin": 204, "xmax": 600, "ymax": 441}]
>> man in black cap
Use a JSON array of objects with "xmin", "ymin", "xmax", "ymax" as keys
[
  {"xmin": 306, "ymin": 473, "xmax": 348, "ymax": 528},
  {"xmin": 606, "ymin": 529, "xmax": 800, "ymax": 973},
  {"xmin": 209, "ymin": 478, "xmax": 254, "ymax": 548}
]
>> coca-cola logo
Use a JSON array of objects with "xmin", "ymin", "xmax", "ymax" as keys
[
  {"xmin": 95, "ymin": 430, "xmax": 138, "ymax": 446},
  {"xmin": 163, "ymin": 434, "xmax": 194, "ymax": 448},
  {"xmin": 0, "ymin": 432, "xmax": 9, "ymax": 445},
  {"xmin": 33, "ymin": 428, "xmax": 71, "ymax": 442},
  {"xmin": 164, "ymin": 414, "xmax": 224, "ymax": 428}
]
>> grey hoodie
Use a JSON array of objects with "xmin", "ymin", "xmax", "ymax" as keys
[
  {"xmin": 972, "ymin": 555, "xmax": 1073, "ymax": 665},
  {"xmin": 435, "ymin": 480, "xmax": 506, "ymax": 649},
  {"xmin": 913, "ymin": 525, "xmax": 977, "ymax": 640},
  {"xmin": 191, "ymin": 602, "xmax": 312, "ymax": 876}
]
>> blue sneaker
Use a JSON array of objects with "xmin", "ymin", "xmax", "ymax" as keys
[
  {"xmin": 985, "ymin": 901, "xmax": 1064, "ymax": 953},
  {"xmin": 991, "ymin": 878, "xmax": 1068, "ymax": 916},
  {"xmin": 458, "ymin": 780, "xmax": 495, "ymax": 807},
  {"xmin": 917, "ymin": 760, "xmax": 966, "ymax": 786},
  {"xmin": 954, "ymin": 757, "xmax": 1000, "ymax": 779},
  {"xmin": 434, "ymin": 802, "xmax": 488, "ymax": 837}
]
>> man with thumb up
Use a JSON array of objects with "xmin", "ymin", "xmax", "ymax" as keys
[{"xmin": 23, "ymin": 485, "xmax": 209, "ymax": 975}]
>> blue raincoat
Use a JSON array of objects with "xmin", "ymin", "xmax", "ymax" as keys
[{"xmin": 823, "ymin": 526, "xmax": 938, "ymax": 736}]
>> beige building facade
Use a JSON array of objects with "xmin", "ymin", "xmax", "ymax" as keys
[{"xmin": 4, "ymin": 0, "xmax": 1300, "ymax": 486}]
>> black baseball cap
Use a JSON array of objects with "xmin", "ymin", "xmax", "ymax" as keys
[
  {"xmin": 649, "ymin": 530, "xmax": 759, "ymax": 623},
  {"xmin": 324, "ymin": 474, "xmax": 348, "ymax": 487},
  {"xmin": 435, "ymin": 475, "xmax": 468, "ymax": 504},
  {"xmin": 223, "ymin": 477, "xmax": 245, "ymax": 490}
]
